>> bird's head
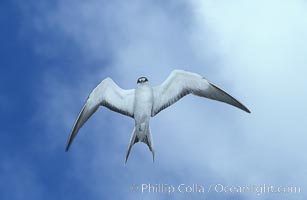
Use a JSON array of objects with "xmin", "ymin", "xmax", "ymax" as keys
[{"xmin": 137, "ymin": 77, "xmax": 148, "ymax": 84}]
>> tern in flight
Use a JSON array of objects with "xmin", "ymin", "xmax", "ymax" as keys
[{"xmin": 66, "ymin": 70, "xmax": 250, "ymax": 163}]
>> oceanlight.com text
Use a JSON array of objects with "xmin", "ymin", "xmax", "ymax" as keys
[{"xmin": 130, "ymin": 183, "xmax": 301, "ymax": 196}]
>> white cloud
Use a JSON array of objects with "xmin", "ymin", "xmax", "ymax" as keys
[{"xmin": 191, "ymin": 0, "xmax": 307, "ymax": 194}]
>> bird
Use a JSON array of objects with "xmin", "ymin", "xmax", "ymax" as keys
[{"xmin": 65, "ymin": 69, "xmax": 250, "ymax": 163}]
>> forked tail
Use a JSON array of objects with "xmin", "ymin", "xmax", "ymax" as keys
[{"xmin": 125, "ymin": 127, "xmax": 155, "ymax": 164}]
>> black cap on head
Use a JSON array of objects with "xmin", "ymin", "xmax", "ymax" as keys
[{"xmin": 137, "ymin": 77, "xmax": 148, "ymax": 84}]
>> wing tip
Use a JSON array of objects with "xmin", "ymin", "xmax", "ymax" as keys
[
  {"xmin": 65, "ymin": 139, "xmax": 72, "ymax": 152},
  {"xmin": 65, "ymin": 144, "xmax": 70, "ymax": 152},
  {"xmin": 208, "ymin": 81, "xmax": 251, "ymax": 114},
  {"xmin": 233, "ymin": 100, "xmax": 251, "ymax": 114},
  {"xmin": 243, "ymin": 106, "xmax": 251, "ymax": 114}
]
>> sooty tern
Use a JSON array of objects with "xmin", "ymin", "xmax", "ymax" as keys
[{"xmin": 65, "ymin": 70, "xmax": 250, "ymax": 163}]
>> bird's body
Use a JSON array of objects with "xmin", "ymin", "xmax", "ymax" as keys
[
  {"xmin": 134, "ymin": 82, "xmax": 152, "ymax": 130},
  {"xmin": 65, "ymin": 70, "xmax": 251, "ymax": 163},
  {"xmin": 128, "ymin": 82, "xmax": 155, "ymax": 162}
]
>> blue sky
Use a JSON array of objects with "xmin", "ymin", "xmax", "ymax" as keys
[{"xmin": 1, "ymin": 0, "xmax": 307, "ymax": 199}]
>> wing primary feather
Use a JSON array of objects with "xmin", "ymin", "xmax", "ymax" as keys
[
  {"xmin": 152, "ymin": 70, "xmax": 251, "ymax": 116},
  {"xmin": 207, "ymin": 81, "xmax": 251, "ymax": 113},
  {"xmin": 66, "ymin": 105, "xmax": 85, "ymax": 152},
  {"xmin": 65, "ymin": 102, "xmax": 99, "ymax": 151},
  {"xmin": 65, "ymin": 78, "xmax": 135, "ymax": 152}
]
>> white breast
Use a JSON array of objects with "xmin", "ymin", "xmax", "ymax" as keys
[{"xmin": 134, "ymin": 84, "xmax": 153, "ymax": 123}]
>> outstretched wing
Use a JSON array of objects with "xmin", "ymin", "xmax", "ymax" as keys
[
  {"xmin": 66, "ymin": 78, "xmax": 135, "ymax": 151},
  {"xmin": 152, "ymin": 70, "xmax": 250, "ymax": 116}
]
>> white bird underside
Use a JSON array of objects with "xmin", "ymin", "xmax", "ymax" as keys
[{"xmin": 66, "ymin": 70, "xmax": 250, "ymax": 162}]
